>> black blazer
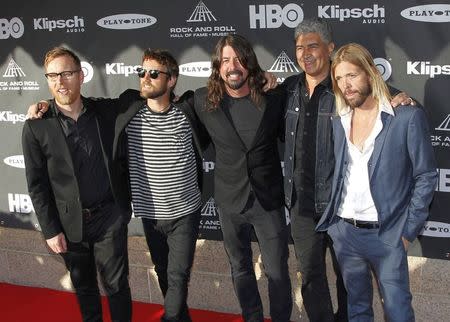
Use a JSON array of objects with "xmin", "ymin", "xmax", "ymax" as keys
[
  {"xmin": 193, "ymin": 87, "xmax": 285, "ymax": 213},
  {"xmin": 22, "ymin": 97, "xmax": 131, "ymax": 243}
]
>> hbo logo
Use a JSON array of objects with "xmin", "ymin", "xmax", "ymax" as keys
[
  {"xmin": 0, "ymin": 17, "xmax": 24, "ymax": 39},
  {"xmin": 249, "ymin": 3, "xmax": 304, "ymax": 29}
]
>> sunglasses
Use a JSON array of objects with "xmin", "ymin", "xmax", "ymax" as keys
[{"xmin": 136, "ymin": 67, "xmax": 170, "ymax": 79}]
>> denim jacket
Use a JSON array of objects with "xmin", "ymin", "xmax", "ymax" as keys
[{"xmin": 282, "ymin": 73, "xmax": 336, "ymax": 214}]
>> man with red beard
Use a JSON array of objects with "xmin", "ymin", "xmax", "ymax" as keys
[
  {"xmin": 316, "ymin": 43, "xmax": 437, "ymax": 321},
  {"xmin": 22, "ymin": 47, "xmax": 132, "ymax": 322}
]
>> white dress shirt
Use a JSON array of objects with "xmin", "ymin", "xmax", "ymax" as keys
[{"xmin": 337, "ymin": 99, "xmax": 394, "ymax": 222}]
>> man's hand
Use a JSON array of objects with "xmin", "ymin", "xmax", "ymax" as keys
[
  {"xmin": 263, "ymin": 71, "xmax": 278, "ymax": 92},
  {"xmin": 402, "ymin": 236, "xmax": 410, "ymax": 251},
  {"xmin": 46, "ymin": 233, "xmax": 67, "ymax": 253},
  {"xmin": 26, "ymin": 101, "xmax": 49, "ymax": 120},
  {"xmin": 390, "ymin": 92, "xmax": 415, "ymax": 108}
]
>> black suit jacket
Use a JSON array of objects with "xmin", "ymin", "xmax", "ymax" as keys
[
  {"xmin": 193, "ymin": 87, "xmax": 285, "ymax": 213},
  {"xmin": 22, "ymin": 97, "xmax": 131, "ymax": 243}
]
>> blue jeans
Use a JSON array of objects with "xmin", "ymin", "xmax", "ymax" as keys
[{"xmin": 328, "ymin": 218, "xmax": 414, "ymax": 322}]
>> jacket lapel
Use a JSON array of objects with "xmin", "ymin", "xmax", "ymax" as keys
[
  {"xmin": 369, "ymin": 111, "xmax": 392, "ymax": 179},
  {"xmin": 45, "ymin": 106, "xmax": 76, "ymax": 175},
  {"xmin": 113, "ymin": 99, "xmax": 144, "ymax": 157}
]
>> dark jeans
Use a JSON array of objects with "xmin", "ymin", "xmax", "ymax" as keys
[
  {"xmin": 218, "ymin": 197, "xmax": 292, "ymax": 322},
  {"xmin": 291, "ymin": 212, "xmax": 347, "ymax": 322},
  {"xmin": 142, "ymin": 210, "xmax": 201, "ymax": 322},
  {"xmin": 61, "ymin": 203, "xmax": 131, "ymax": 322}
]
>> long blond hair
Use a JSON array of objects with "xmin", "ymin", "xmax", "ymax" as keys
[{"xmin": 331, "ymin": 43, "xmax": 391, "ymax": 114}]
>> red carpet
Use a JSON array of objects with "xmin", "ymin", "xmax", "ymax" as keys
[{"xmin": 0, "ymin": 283, "xmax": 268, "ymax": 322}]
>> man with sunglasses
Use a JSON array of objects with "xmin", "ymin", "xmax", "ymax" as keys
[
  {"xmin": 22, "ymin": 47, "xmax": 132, "ymax": 322},
  {"xmin": 113, "ymin": 49, "xmax": 208, "ymax": 322}
]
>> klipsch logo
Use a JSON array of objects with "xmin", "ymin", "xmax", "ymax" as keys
[
  {"xmin": 318, "ymin": 4, "xmax": 385, "ymax": 23},
  {"xmin": 105, "ymin": 63, "xmax": 141, "ymax": 77},
  {"xmin": 374, "ymin": 58, "xmax": 392, "ymax": 81},
  {"xmin": 170, "ymin": 1, "xmax": 236, "ymax": 38},
  {"xmin": 179, "ymin": 62, "xmax": 211, "ymax": 77},
  {"xmin": 4, "ymin": 155, "xmax": 25, "ymax": 169},
  {"xmin": 33, "ymin": 16, "xmax": 85, "ymax": 33},
  {"xmin": 407, "ymin": 61, "xmax": 450, "ymax": 78},
  {"xmin": 0, "ymin": 17, "xmax": 24, "ymax": 39},
  {"xmin": 97, "ymin": 14, "xmax": 157, "ymax": 30},
  {"xmin": 0, "ymin": 111, "xmax": 26, "ymax": 124},
  {"xmin": 81, "ymin": 61, "xmax": 94, "ymax": 83},
  {"xmin": 1, "ymin": 59, "xmax": 40, "ymax": 91},
  {"xmin": 401, "ymin": 4, "xmax": 450, "ymax": 22},
  {"xmin": 249, "ymin": 3, "xmax": 304, "ymax": 29}
]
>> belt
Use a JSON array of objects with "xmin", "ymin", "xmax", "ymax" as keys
[
  {"xmin": 82, "ymin": 200, "xmax": 112, "ymax": 220},
  {"xmin": 343, "ymin": 218, "xmax": 379, "ymax": 229}
]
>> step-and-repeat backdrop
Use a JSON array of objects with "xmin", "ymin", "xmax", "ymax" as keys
[{"xmin": 1, "ymin": 0, "xmax": 449, "ymax": 259}]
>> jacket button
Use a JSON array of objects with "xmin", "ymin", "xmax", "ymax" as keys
[{"xmin": 295, "ymin": 108, "xmax": 299, "ymax": 111}]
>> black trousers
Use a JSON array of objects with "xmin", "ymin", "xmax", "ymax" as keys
[
  {"xmin": 142, "ymin": 210, "xmax": 201, "ymax": 322},
  {"xmin": 290, "ymin": 212, "xmax": 348, "ymax": 322},
  {"xmin": 218, "ymin": 196, "xmax": 292, "ymax": 322},
  {"xmin": 61, "ymin": 203, "xmax": 131, "ymax": 322}
]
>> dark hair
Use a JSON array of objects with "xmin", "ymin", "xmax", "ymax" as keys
[
  {"xmin": 142, "ymin": 48, "xmax": 179, "ymax": 79},
  {"xmin": 206, "ymin": 34, "xmax": 266, "ymax": 110},
  {"xmin": 44, "ymin": 46, "xmax": 81, "ymax": 69}
]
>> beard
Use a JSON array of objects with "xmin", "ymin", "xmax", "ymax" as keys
[
  {"xmin": 344, "ymin": 83, "xmax": 372, "ymax": 108},
  {"xmin": 140, "ymin": 82, "xmax": 167, "ymax": 99},
  {"xmin": 53, "ymin": 89, "xmax": 78, "ymax": 106},
  {"xmin": 223, "ymin": 70, "xmax": 248, "ymax": 90}
]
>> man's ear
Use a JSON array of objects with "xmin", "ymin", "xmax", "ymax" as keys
[
  {"xmin": 168, "ymin": 75, "xmax": 178, "ymax": 89},
  {"xmin": 328, "ymin": 42, "xmax": 335, "ymax": 57}
]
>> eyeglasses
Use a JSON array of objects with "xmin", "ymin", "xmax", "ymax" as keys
[
  {"xmin": 44, "ymin": 70, "xmax": 81, "ymax": 82},
  {"xmin": 136, "ymin": 67, "xmax": 170, "ymax": 79}
]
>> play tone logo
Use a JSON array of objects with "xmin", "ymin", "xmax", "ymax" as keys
[
  {"xmin": 170, "ymin": 1, "xmax": 236, "ymax": 38},
  {"xmin": 97, "ymin": 14, "xmax": 157, "ymax": 30},
  {"xmin": 3, "ymin": 155, "xmax": 25, "ymax": 169},
  {"xmin": 0, "ymin": 59, "xmax": 39, "ymax": 91},
  {"xmin": 179, "ymin": 61, "xmax": 211, "ymax": 77},
  {"xmin": 420, "ymin": 221, "xmax": 450, "ymax": 238},
  {"xmin": 401, "ymin": 4, "xmax": 450, "ymax": 22}
]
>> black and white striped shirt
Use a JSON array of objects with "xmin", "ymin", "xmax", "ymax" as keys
[{"xmin": 126, "ymin": 104, "xmax": 201, "ymax": 220}]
